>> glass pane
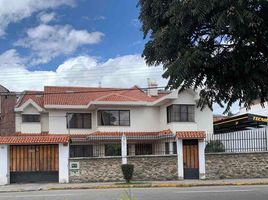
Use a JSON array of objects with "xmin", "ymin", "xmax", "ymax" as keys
[
  {"xmin": 99, "ymin": 111, "xmax": 111, "ymax": 125},
  {"xmin": 83, "ymin": 114, "xmax": 92, "ymax": 128},
  {"xmin": 77, "ymin": 114, "xmax": 83, "ymax": 128},
  {"xmin": 109, "ymin": 111, "xmax": 119, "ymax": 125},
  {"xmin": 119, "ymin": 111, "xmax": 130, "ymax": 126}
]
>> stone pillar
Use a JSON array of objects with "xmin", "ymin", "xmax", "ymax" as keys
[
  {"xmin": 176, "ymin": 139, "xmax": 184, "ymax": 179},
  {"xmin": 121, "ymin": 135, "xmax": 127, "ymax": 164},
  {"xmin": 169, "ymin": 141, "xmax": 174, "ymax": 154},
  {"xmin": 0, "ymin": 145, "xmax": 9, "ymax": 185},
  {"xmin": 59, "ymin": 143, "xmax": 69, "ymax": 183},
  {"xmin": 198, "ymin": 139, "xmax": 206, "ymax": 179}
]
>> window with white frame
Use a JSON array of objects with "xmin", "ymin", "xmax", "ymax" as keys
[
  {"xmin": 167, "ymin": 104, "xmax": 195, "ymax": 123},
  {"xmin": 22, "ymin": 114, "xmax": 40, "ymax": 122},
  {"xmin": 67, "ymin": 113, "xmax": 92, "ymax": 129},
  {"xmin": 98, "ymin": 110, "xmax": 130, "ymax": 126}
]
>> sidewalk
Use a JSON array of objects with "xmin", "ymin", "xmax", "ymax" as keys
[{"xmin": 1, "ymin": 178, "xmax": 268, "ymax": 193}]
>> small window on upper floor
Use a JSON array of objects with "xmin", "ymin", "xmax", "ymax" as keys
[
  {"xmin": 22, "ymin": 114, "xmax": 40, "ymax": 123},
  {"xmin": 167, "ymin": 104, "xmax": 195, "ymax": 123},
  {"xmin": 98, "ymin": 110, "xmax": 130, "ymax": 126},
  {"xmin": 67, "ymin": 113, "xmax": 92, "ymax": 129}
]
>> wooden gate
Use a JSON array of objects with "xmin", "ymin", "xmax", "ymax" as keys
[
  {"xmin": 10, "ymin": 144, "xmax": 59, "ymax": 183},
  {"xmin": 183, "ymin": 140, "xmax": 199, "ymax": 179}
]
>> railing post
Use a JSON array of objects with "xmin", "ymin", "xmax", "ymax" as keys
[
  {"xmin": 266, "ymin": 126, "xmax": 268, "ymax": 151},
  {"xmin": 121, "ymin": 134, "xmax": 127, "ymax": 164}
]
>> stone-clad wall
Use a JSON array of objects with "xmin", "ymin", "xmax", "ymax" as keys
[
  {"xmin": 69, "ymin": 155, "xmax": 177, "ymax": 183},
  {"xmin": 128, "ymin": 156, "xmax": 178, "ymax": 181},
  {"xmin": 206, "ymin": 152, "xmax": 268, "ymax": 179}
]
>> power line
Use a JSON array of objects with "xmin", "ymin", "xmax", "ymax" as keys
[{"xmin": 0, "ymin": 86, "xmax": 169, "ymax": 96}]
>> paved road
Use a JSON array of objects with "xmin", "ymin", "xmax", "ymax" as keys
[{"xmin": 0, "ymin": 185, "xmax": 268, "ymax": 200}]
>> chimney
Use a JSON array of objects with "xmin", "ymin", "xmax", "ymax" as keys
[{"xmin": 147, "ymin": 78, "xmax": 158, "ymax": 96}]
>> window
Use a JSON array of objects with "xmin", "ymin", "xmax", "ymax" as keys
[
  {"xmin": 167, "ymin": 104, "xmax": 195, "ymax": 123},
  {"xmin": 165, "ymin": 142, "xmax": 177, "ymax": 154},
  {"xmin": 98, "ymin": 110, "xmax": 130, "ymax": 126},
  {"xmin": 70, "ymin": 145, "xmax": 93, "ymax": 157},
  {"xmin": 135, "ymin": 144, "xmax": 153, "ymax": 155},
  {"xmin": 22, "ymin": 114, "xmax": 40, "ymax": 122},
  {"xmin": 105, "ymin": 144, "xmax": 121, "ymax": 156},
  {"xmin": 67, "ymin": 113, "xmax": 92, "ymax": 129}
]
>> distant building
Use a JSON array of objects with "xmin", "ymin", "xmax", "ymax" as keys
[{"xmin": 0, "ymin": 85, "xmax": 16, "ymax": 136}]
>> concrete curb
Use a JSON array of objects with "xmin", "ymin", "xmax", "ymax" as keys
[{"xmin": 1, "ymin": 181, "xmax": 268, "ymax": 193}]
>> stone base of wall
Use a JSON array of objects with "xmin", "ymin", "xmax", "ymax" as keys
[
  {"xmin": 69, "ymin": 155, "xmax": 178, "ymax": 183},
  {"xmin": 206, "ymin": 152, "xmax": 268, "ymax": 179}
]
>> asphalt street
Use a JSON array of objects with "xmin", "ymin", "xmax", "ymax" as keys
[{"xmin": 0, "ymin": 185, "xmax": 268, "ymax": 200}]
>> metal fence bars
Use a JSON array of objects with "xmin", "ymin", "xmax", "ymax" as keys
[
  {"xmin": 205, "ymin": 128, "xmax": 268, "ymax": 153},
  {"xmin": 70, "ymin": 133, "xmax": 177, "ymax": 158}
]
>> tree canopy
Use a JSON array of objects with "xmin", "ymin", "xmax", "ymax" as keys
[{"xmin": 138, "ymin": 0, "xmax": 268, "ymax": 113}]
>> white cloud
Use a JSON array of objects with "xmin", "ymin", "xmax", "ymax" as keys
[
  {"xmin": 0, "ymin": 0, "xmax": 74, "ymax": 37},
  {"xmin": 0, "ymin": 50, "xmax": 166, "ymax": 91},
  {"xmin": 15, "ymin": 24, "xmax": 104, "ymax": 64},
  {"xmin": 38, "ymin": 12, "xmax": 56, "ymax": 24},
  {"xmin": 93, "ymin": 15, "xmax": 106, "ymax": 21}
]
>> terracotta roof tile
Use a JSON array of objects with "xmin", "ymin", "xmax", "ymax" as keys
[
  {"xmin": 18, "ymin": 91, "xmax": 44, "ymax": 108},
  {"xmin": 71, "ymin": 129, "xmax": 173, "ymax": 141},
  {"xmin": 176, "ymin": 131, "xmax": 205, "ymax": 139},
  {"xmin": 0, "ymin": 134, "xmax": 70, "ymax": 145}
]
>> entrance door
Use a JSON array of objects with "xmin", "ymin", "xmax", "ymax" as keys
[
  {"xmin": 183, "ymin": 140, "xmax": 199, "ymax": 179},
  {"xmin": 10, "ymin": 144, "xmax": 59, "ymax": 183}
]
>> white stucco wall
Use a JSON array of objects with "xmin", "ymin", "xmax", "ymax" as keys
[
  {"xmin": 16, "ymin": 104, "xmax": 49, "ymax": 133},
  {"xmin": 16, "ymin": 90, "xmax": 213, "ymax": 134},
  {"xmin": 159, "ymin": 90, "xmax": 213, "ymax": 133},
  {"xmin": 0, "ymin": 145, "xmax": 9, "ymax": 185},
  {"xmin": 59, "ymin": 143, "xmax": 69, "ymax": 183}
]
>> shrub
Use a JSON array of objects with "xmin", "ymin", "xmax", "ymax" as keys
[
  {"xmin": 205, "ymin": 140, "xmax": 225, "ymax": 153},
  {"xmin": 121, "ymin": 164, "xmax": 134, "ymax": 183}
]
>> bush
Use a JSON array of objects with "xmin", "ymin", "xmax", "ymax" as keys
[
  {"xmin": 121, "ymin": 164, "xmax": 134, "ymax": 183},
  {"xmin": 205, "ymin": 140, "xmax": 225, "ymax": 153}
]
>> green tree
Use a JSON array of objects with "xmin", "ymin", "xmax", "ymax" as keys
[{"xmin": 138, "ymin": 0, "xmax": 268, "ymax": 113}]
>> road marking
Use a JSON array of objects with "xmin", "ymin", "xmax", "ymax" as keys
[
  {"xmin": 175, "ymin": 189, "xmax": 254, "ymax": 194},
  {"xmin": 0, "ymin": 193, "xmax": 74, "ymax": 198}
]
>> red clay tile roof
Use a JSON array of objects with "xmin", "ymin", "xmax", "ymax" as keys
[
  {"xmin": 18, "ymin": 91, "xmax": 44, "ymax": 108},
  {"xmin": 0, "ymin": 134, "xmax": 70, "ymax": 145},
  {"xmin": 71, "ymin": 129, "xmax": 173, "ymax": 141},
  {"xmin": 44, "ymin": 86, "xmax": 168, "ymax": 106},
  {"xmin": 176, "ymin": 131, "xmax": 206, "ymax": 139}
]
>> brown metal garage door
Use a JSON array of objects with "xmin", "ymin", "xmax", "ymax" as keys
[{"xmin": 10, "ymin": 144, "xmax": 59, "ymax": 183}]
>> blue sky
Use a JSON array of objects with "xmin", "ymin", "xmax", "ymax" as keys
[{"xmin": 0, "ymin": 0, "xmax": 238, "ymax": 114}]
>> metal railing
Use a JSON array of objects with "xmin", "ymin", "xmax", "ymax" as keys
[
  {"xmin": 205, "ymin": 128, "xmax": 268, "ymax": 153},
  {"xmin": 70, "ymin": 138, "xmax": 177, "ymax": 158}
]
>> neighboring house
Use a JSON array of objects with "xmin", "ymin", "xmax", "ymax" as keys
[
  {"xmin": 237, "ymin": 99, "xmax": 268, "ymax": 117},
  {"xmin": 0, "ymin": 85, "xmax": 16, "ymax": 136},
  {"xmin": 0, "ymin": 82, "xmax": 213, "ymax": 184}
]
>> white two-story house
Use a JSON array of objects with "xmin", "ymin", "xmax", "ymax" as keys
[{"xmin": 0, "ymin": 82, "xmax": 213, "ymax": 184}]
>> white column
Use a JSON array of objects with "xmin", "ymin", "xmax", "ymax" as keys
[
  {"xmin": 121, "ymin": 135, "xmax": 127, "ymax": 164},
  {"xmin": 198, "ymin": 139, "xmax": 206, "ymax": 179},
  {"xmin": 176, "ymin": 139, "xmax": 184, "ymax": 179},
  {"xmin": 59, "ymin": 143, "xmax": 69, "ymax": 183},
  {"xmin": 0, "ymin": 145, "xmax": 9, "ymax": 185}
]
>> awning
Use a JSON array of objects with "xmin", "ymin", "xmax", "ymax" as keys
[
  {"xmin": 71, "ymin": 130, "xmax": 174, "ymax": 142},
  {"xmin": 176, "ymin": 131, "xmax": 206, "ymax": 139},
  {"xmin": 0, "ymin": 134, "xmax": 70, "ymax": 145}
]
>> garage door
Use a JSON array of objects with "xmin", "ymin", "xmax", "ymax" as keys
[{"xmin": 10, "ymin": 144, "xmax": 59, "ymax": 183}]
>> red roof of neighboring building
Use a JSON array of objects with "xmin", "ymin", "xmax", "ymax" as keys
[
  {"xmin": 18, "ymin": 91, "xmax": 44, "ymax": 108},
  {"xmin": 176, "ymin": 131, "xmax": 206, "ymax": 139},
  {"xmin": 0, "ymin": 134, "xmax": 70, "ymax": 145},
  {"xmin": 17, "ymin": 86, "xmax": 169, "ymax": 108}
]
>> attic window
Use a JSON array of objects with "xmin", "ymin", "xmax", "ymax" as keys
[{"xmin": 22, "ymin": 114, "xmax": 40, "ymax": 123}]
